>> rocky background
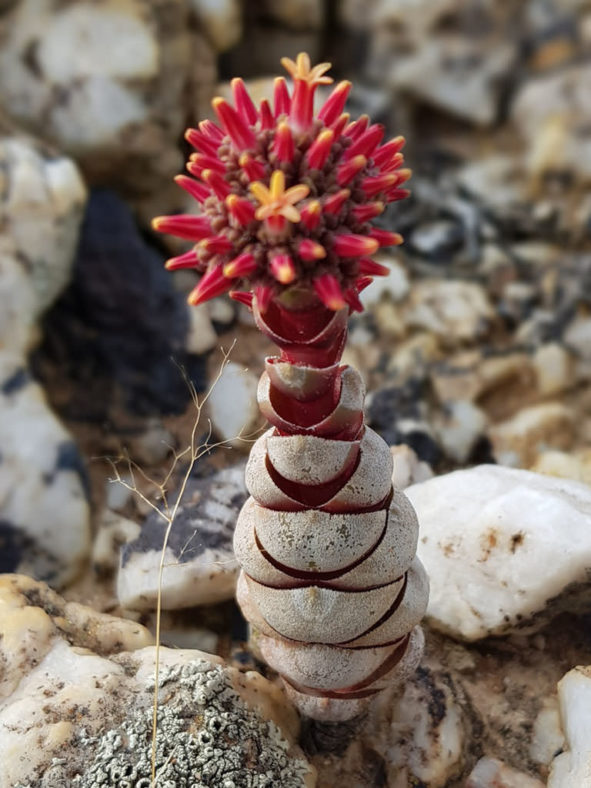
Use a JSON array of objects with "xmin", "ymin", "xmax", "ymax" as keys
[{"xmin": 0, "ymin": 0, "xmax": 590, "ymax": 786}]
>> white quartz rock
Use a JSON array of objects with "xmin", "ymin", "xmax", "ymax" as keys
[
  {"xmin": 466, "ymin": 757, "xmax": 545, "ymax": 788},
  {"xmin": 0, "ymin": 135, "xmax": 86, "ymax": 353},
  {"xmin": 208, "ymin": 361, "xmax": 261, "ymax": 449},
  {"xmin": 408, "ymin": 465, "xmax": 591, "ymax": 640},
  {"xmin": 548, "ymin": 666, "xmax": 591, "ymax": 788},
  {"xmin": 0, "ymin": 352, "xmax": 91, "ymax": 588}
]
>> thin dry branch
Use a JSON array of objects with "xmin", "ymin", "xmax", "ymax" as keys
[{"xmin": 103, "ymin": 342, "xmax": 250, "ymax": 785}]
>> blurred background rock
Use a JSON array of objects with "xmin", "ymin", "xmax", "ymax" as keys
[{"xmin": 0, "ymin": 1, "xmax": 590, "ymax": 787}]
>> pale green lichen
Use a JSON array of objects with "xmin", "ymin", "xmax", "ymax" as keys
[{"xmin": 16, "ymin": 660, "xmax": 310, "ymax": 788}]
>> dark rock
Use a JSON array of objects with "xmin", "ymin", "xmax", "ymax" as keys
[
  {"xmin": 1, "ymin": 366, "xmax": 29, "ymax": 396},
  {"xmin": 32, "ymin": 189, "xmax": 207, "ymax": 421}
]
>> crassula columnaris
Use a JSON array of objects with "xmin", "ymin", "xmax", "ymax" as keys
[{"xmin": 153, "ymin": 53, "xmax": 429, "ymax": 722}]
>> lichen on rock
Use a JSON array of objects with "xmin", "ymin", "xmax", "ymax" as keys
[{"xmin": 70, "ymin": 660, "xmax": 313, "ymax": 788}]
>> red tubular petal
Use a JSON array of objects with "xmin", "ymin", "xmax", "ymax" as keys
[
  {"xmin": 344, "ymin": 115, "xmax": 369, "ymax": 140},
  {"xmin": 356, "ymin": 276, "xmax": 373, "ymax": 292},
  {"xmin": 345, "ymin": 124, "xmax": 385, "ymax": 159},
  {"xmin": 174, "ymin": 175, "xmax": 210, "ymax": 203},
  {"xmin": 260, "ymin": 99, "xmax": 274, "ymax": 130},
  {"xmin": 232, "ymin": 77, "xmax": 258, "ymax": 125},
  {"xmin": 318, "ymin": 81, "xmax": 352, "ymax": 126},
  {"xmin": 290, "ymin": 79, "xmax": 315, "ymax": 130},
  {"xmin": 199, "ymin": 119, "xmax": 224, "ymax": 142},
  {"xmin": 373, "ymin": 136, "xmax": 405, "ymax": 167},
  {"xmin": 273, "ymin": 121, "xmax": 294, "ymax": 162},
  {"xmin": 314, "ymin": 274, "xmax": 346, "ymax": 311},
  {"xmin": 362, "ymin": 172, "xmax": 398, "ymax": 198},
  {"xmin": 165, "ymin": 249, "xmax": 199, "ymax": 271},
  {"xmin": 298, "ymin": 239, "xmax": 327, "ymax": 261},
  {"xmin": 230, "ymin": 290, "xmax": 254, "ymax": 308},
  {"xmin": 300, "ymin": 200, "xmax": 322, "ymax": 231},
  {"xmin": 336, "ymin": 155, "xmax": 367, "ymax": 186},
  {"xmin": 255, "ymin": 284, "xmax": 274, "ymax": 313},
  {"xmin": 392, "ymin": 168, "xmax": 412, "ymax": 185},
  {"xmin": 226, "ymin": 194, "xmax": 256, "ymax": 225},
  {"xmin": 202, "ymin": 169, "xmax": 231, "ymax": 199},
  {"xmin": 323, "ymin": 189, "xmax": 350, "ymax": 215},
  {"xmin": 212, "ymin": 97, "xmax": 256, "ymax": 151},
  {"xmin": 357, "ymin": 257, "xmax": 390, "ymax": 276},
  {"xmin": 270, "ymin": 253, "xmax": 296, "ymax": 284},
  {"xmin": 333, "ymin": 233, "xmax": 379, "ymax": 257},
  {"xmin": 385, "ymin": 187, "xmax": 411, "ymax": 203},
  {"xmin": 223, "ymin": 252, "xmax": 257, "ymax": 278},
  {"xmin": 239, "ymin": 153, "xmax": 266, "ymax": 182},
  {"xmin": 273, "ymin": 77, "xmax": 291, "ymax": 117},
  {"xmin": 152, "ymin": 214, "xmax": 212, "ymax": 241},
  {"xmin": 352, "ymin": 201, "xmax": 384, "ymax": 222},
  {"xmin": 369, "ymin": 228, "xmax": 403, "ymax": 247},
  {"xmin": 381, "ymin": 152, "xmax": 405, "ymax": 173},
  {"xmin": 330, "ymin": 113, "xmax": 350, "ymax": 138},
  {"xmin": 188, "ymin": 266, "xmax": 232, "ymax": 306},
  {"xmin": 185, "ymin": 128, "xmax": 219, "ymax": 156},
  {"xmin": 306, "ymin": 128, "xmax": 334, "ymax": 170},
  {"xmin": 199, "ymin": 234, "xmax": 233, "ymax": 254},
  {"xmin": 344, "ymin": 287, "xmax": 364, "ymax": 313},
  {"xmin": 189, "ymin": 153, "xmax": 226, "ymax": 174}
]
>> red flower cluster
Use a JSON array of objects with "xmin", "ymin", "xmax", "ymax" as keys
[{"xmin": 153, "ymin": 53, "xmax": 410, "ymax": 313}]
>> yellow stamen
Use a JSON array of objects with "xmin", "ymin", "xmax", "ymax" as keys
[
  {"xmin": 281, "ymin": 52, "xmax": 333, "ymax": 87},
  {"xmin": 250, "ymin": 170, "xmax": 310, "ymax": 224}
]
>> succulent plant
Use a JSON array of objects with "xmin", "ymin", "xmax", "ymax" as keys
[{"xmin": 154, "ymin": 54, "xmax": 428, "ymax": 722}]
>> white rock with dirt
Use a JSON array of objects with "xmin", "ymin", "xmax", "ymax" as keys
[
  {"xmin": 548, "ymin": 665, "xmax": 591, "ymax": 788},
  {"xmin": 407, "ymin": 465, "xmax": 591, "ymax": 641},
  {"xmin": 0, "ymin": 574, "xmax": 315, "ymax": 788}
]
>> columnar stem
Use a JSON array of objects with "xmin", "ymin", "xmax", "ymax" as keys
[{"xmin": 234, "ymin": 302, "xmax": 429, "ymax": 721}]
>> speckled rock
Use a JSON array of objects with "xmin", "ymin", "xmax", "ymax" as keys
[
  {"xmin": 512, "ymin": 63, "xmax": 591, "ymax": 182},
  {"xmin": 0, "ymin": 133, "xmax": 86, "ymax": 354},
  {"xmin": 189, "ymin": 0, "xmax": 242, "ymax": 52},
  {"xmin": 434, "ymin": 400, "xmax": 488, "ymax": 464},
  {"xmin": 408, "ymin": 465, "xmax": 591, "ymax": 640},
  {"xmin": 118, "ymin": 463, "xmax": 246, "ymax": 610},
  {"xmin": 531, "ymin": 448, "xmax": 591, "ymax": 487},
  {"xmin": 0, "ymin": 0, "xmax": 195, "ymax": 190},
  {"xmin": 488, "ymin": 402, "xmax": 575, "ymax": 468},
  {"xmin": 361, "ymin": 0, "xmax": 517, "ymax": 126},
  {"xmin": 403, "ymin": 280, "xmax": 495, "ymax": 346},
  {"xmin": 261, "ymin": 0, "xmax": 325, "ymax": 30},
  {"xmin": 0, "ymin": 575, "xmax": 315, "ymax": 788},
  {"xmin": 92, "ymin": 509, "xmax": 141, "ymax": 577},
  {"xmin": 0, "ymin": 352, "xmax": 91, "ymax": 587},
  {"xmin": 548, "ymin": 665, "xmax": 591, "ymax": 787},
  {"xmin": 391, "ymin": 444, "xmax": 434, "ymax": 490}
]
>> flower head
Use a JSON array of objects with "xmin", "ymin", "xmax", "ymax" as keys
[{"xmin": 153, "ymin": 55, "xmax": 410, "ymax": 312}]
